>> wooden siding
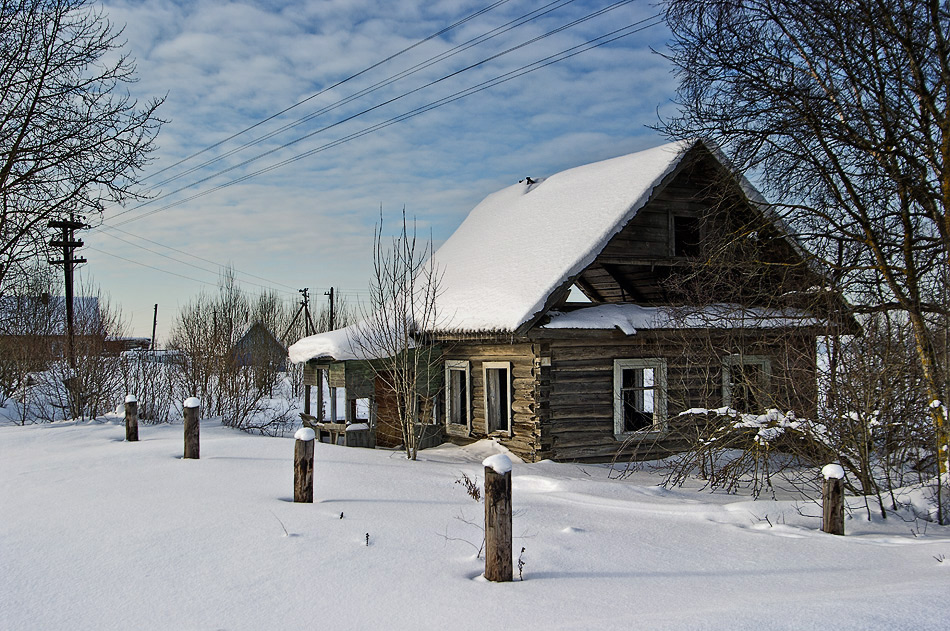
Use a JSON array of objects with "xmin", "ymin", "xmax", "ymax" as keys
[
  {"xmin": 530, "ymin": 328, "xmax": 818, "ymax": 463},
  {"xmin": 440, "ymin": 341, "xmax": 542, "ymax": 462}
]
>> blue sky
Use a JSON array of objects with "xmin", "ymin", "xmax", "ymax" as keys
[{"xmin": 84, "ymin": 0, "xmax": 678, "ymax": 341}]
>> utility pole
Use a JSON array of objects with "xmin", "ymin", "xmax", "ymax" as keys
[
  {"xmin": 151, "ymin": 304, "xmax": 159, "ymax": 351},
  {"xmin": 325, "ymin": 287, "xmax": 335, "ymax": 331},
  {"xmin": 325, "ymin": 287, "xmax": 337, "ymax": 422},
  {"xmin": 48, "ymin": 215, "xmax": 88, "ymax": 371},
  {"xmin": 283, "ymin": 289, "xmax": 318, "ymax": 415}
]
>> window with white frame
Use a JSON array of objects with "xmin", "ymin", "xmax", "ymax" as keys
[
  {"xmin": 722, "ymin": 355, "xmax": 771, "ymax": 413},
  {"xmin": 444, "ymin": 360, "xmax": 470, "ymax": 431},
  {"xmin": 613, "ymin": 359, "xmax": 667, "ymax": 436},
  {"xmin": 483, "ymin": 361, "xmax": 512, "ymax": 435}
]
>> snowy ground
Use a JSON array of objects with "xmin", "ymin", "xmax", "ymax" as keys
[{"xmin": 2, "ymin": 417, "xmax": 948, "ymax": 630}]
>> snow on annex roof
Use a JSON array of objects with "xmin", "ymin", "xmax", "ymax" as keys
[
  {"xmin": 290, "ymin": 139, "xmax": 698, "ymax": 363},
  {"xmin": 430, "ymin": 139, "xmax": 696, "ymax": 333}
]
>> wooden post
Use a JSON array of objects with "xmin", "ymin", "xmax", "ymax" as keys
[
  {"xmin": 483, "ymin": 454, "xmax": 513, "ymax": 582},
  {"xmin": 183, "ymin": 397, "xmax": 200, "ymax": 459},
  {"xmin": 821, "ymin": 463, "xmax": 845, "ymax": 535},
  {"xmin": 124, "ymin": 395, "xmax": 139, "ymax": 442},
  {"xmin": 294, "ymin": 427, "xmax": 315, "ymax": 503}
]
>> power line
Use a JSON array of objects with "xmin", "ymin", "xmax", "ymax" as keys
[
  {"xmin": 102, "ymin": 15, "xmax": 663, "ymax": 228},
  {"xmin": 145, "ymin": 0, "xmax": 583, "ymax": 191},
  {"xmin": 139, "ymin": 0, "xmax": 516, "ymax": 185},
  {"xmin": 86, "ymin": 246, "xmax": 223, "ymax": 287},
  {"xmin": 100, "ymin": 225, "xmax": 299, "ymax": 291},
  {"xmin": 102, "ymin": 3, "xmax": 650, "ymax": 227},
  {"xmin": 91, "ymin": 228, "xmax": 372, "ymax": 299}
]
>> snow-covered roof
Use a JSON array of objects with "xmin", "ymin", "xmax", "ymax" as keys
[
  {"xmin": 290, "ymin": 139, "xmax": 792, "ymax": 364},
  {"xmin": 541, "ymin": 304, "xmax": 821, "ymax": 335},
  {"xmin": 289, "ymin": 324, "xmax": 361, "ymax": 363},
  {"xmin": 429, "ymin": 139, "xmax": 696, "ymax": 333}
]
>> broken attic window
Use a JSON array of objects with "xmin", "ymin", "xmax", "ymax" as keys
[{"xmin": 673, "ymin": 215, "xmax": 701, "ymax": 257}]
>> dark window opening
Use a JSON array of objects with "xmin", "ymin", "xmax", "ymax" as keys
[
  {"xmin": 620, "ymin": 367, "xmax": 656, "ymax": 432},
  {"xmin": 673, "ymin": 215, "xmax": 701, "ymax": 257},
  {"xmin": 485, "ymin": 367, "xmax": 510, "ymax": 433},
  {"xmin": 448, "ymin": 368, "xmax": 468, "ymax": 425},
  {"xmin": 728, "ymin": 363, "xmax": 763, "ymax": 413}
]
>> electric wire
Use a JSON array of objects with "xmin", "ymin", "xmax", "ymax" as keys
[
  {"xmin": 139, "ymin": 0, "xmax": 516, "ymax": 184},
  {"xmin": 95, "ymin": 229, "xmax": 298, "ymax": 295},
  {"xmin": 101, "ymin": 2, "xmax": 650, "ymax": 226},
  {"xmin": 146, "ymin": 0, "xmax": 584, "ymax": 191},
  {"xmin": 104, "ymin": 15, "xmax": 663, "ymax": 228}
]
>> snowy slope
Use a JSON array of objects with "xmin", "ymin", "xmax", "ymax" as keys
[{"xmin": 1, "ymin": 419, "xmax": 948, "ymax": 630}]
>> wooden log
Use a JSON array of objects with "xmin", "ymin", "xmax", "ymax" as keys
[
  {"xmin": 124, "ymin": 395, "xmax": 138, "ymax": 442},
  {"xmin": 294, "ymin": 428, "xmax": 315, "ymax": 503},
  {"xmin": 483, "ymin": 455, "xmax": 513, "ymax": 582},
  {"xmin": 821, "ymin": 464, "xmax": 845, "ymax": 535},
  {"xmin": 183, "ymin": 397, "xmax": 200, "ymax": 460}
]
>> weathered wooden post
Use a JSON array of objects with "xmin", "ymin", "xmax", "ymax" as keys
[
  {"xmin": 183, "ymin": 397, "xmax": 200, "ymax": 459},
  {"xmin": 821, "ymin": 463, "xmax": 845, "ymax": 535},
  {"xmin": 124, "ymin": 394, "xmax": 138, "ymax": 442},
  {"xmin": 483, "ymin": 454, "xmax": 513, "ymax": 582},
  {"xmin": 294, "ymin": 427, "xmax": 315, "ymax": 503}
]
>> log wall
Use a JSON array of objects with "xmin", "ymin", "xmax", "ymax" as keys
[
  {"xmin": 530, "ymin": 328, "xmax": 818, "ymax": 463},
  {"xmin": 441, "ymin": 341, "xmax": 542, "ymax": 462}
]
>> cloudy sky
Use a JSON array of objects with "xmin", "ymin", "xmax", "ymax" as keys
[{"xmin": 81, "ymin": 0, "xmax": 678, "ymax": 341}]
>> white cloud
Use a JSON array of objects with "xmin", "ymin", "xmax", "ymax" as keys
[{"xmin": 90, "ymin": 0, "xmax": 679, "ymax": 340}]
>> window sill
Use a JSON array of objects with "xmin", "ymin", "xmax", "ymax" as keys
[{"xmin": 614, "ymin": 428, "xmax": 666, "ymax": 441}]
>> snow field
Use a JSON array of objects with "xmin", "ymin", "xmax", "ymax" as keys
[{"xmin": 1, "ymin": 419, "xmax": 948, "ymax": 630}]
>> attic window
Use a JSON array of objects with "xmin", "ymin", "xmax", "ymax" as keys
[{"xmin": 673, "ymin": 215, "xmax": 701, "ymax": 257}]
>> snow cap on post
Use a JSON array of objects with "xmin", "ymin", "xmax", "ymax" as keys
[
  {"xmin": 821, "ymin": 463, "xmax": 845, "ymax": 480},
  {"xmin": 125, "ymin": 394, "xmax": 137, "ymax": 403},
  {"xmin": 482, "ymin": 453, "xmax": 512, "ymax": 474},
  {"xmin": 183, "ymin": 397, "xmax": 200, "ymax": 409},
  {"xmin": 294, "ymin": 427, "xmax": 316, "ymax": 442}
]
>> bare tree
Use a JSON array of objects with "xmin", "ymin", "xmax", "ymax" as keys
[
  {"xmin": 351, "ymin": 209, "xmax": 442, "ymax": 460},
  {"xmin": 0, "ymin": 264, "xmax": 58, "ymax": 422},
  {"xmin": 662, "ymin": 0, "xmax": 950, "ymax": 517},
  {"xmin": 0, "ymin": 0, "xmax": 163, "ymax": 295},
  {"xmin": 167, "ymin": 268, "xmax": 296, "ymax": 435}
]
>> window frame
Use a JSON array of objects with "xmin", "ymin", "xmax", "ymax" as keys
[
  {"xmin": 444, "ymin": 360, "xmax": 471, "ymax": 435},
  {"xmin": 613, "ymin": 358, "xmax": 668, "ymax": 439},
  {"xmin": 721, "ymin": 354, "xmax": 772, "ymax": 413},
  {"xmin": 482, "ymin": 361, "xmax": 513, "ymax": 437}
]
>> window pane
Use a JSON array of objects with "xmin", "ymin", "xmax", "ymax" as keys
[
  {"xmin": 486, "ymin": 367, "xmax": 509, "ymax": 433},
  {"xmin": 730, "ymin": 363, "xmax": 762, "ymax": 413},
  {"xmin": 621, "ymin": 367, "xmax": 655, "ymax": 431},
  {"xmin": 449, "ymin": 369, "xmax": 467, "ymax": 425}
]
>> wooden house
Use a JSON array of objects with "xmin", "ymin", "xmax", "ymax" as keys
[
  {"xmin": 290, "ymin": 140, "xmax": 833, "ymax": 462},
  {"xmin": 232, "ymin": 322, "xmax": 287, "ymax": 371}
]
